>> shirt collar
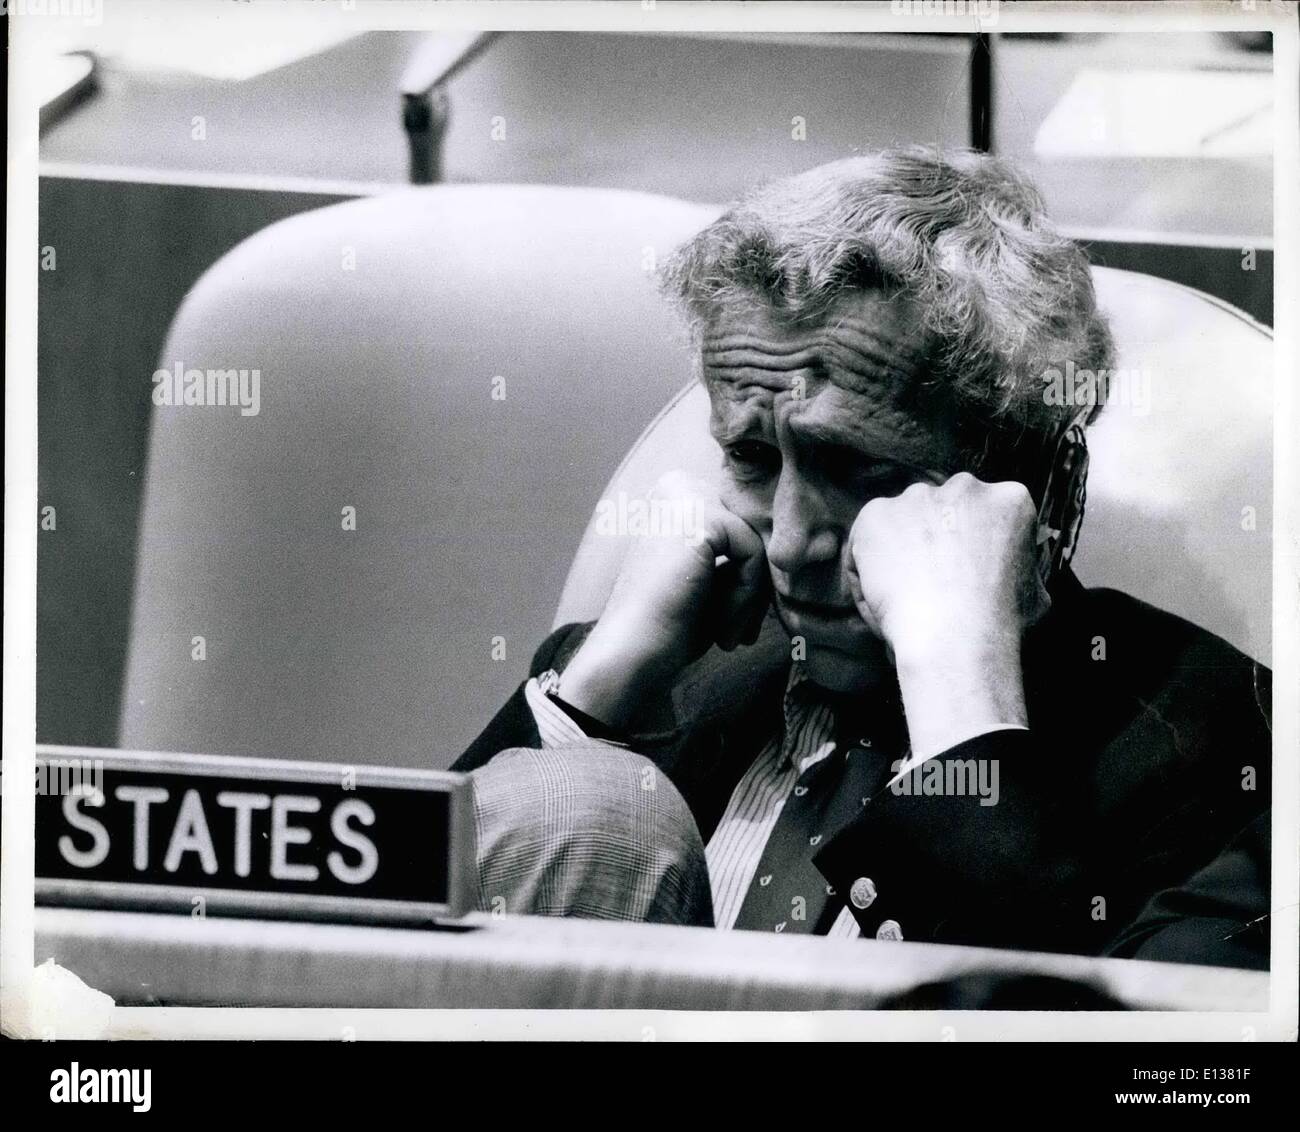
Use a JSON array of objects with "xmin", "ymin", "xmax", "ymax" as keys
[
  {"xmin": 779, "ymin": 662, "xmax": 908, "ymax": 769},
  {"xmin": 779, "ymin": 664, "xmax": 838, "ymax": 774},
  {"xmin": 780, "ymin": 663, "xmax": 827, "ymax": 734}
]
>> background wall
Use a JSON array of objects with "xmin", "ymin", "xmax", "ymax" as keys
[{"xmin": 37, "ymin": 178, "xmax": 362, "ymax": 747}]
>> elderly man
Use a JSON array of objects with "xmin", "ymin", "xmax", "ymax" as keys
[{"xmin": 454, "ymin": 148, "xmax": 1270, "ymax": 969}]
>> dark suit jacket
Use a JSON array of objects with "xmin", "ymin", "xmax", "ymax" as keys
[{"xmin": 454, "ymin": 571, "xmax": 1272, "ymax": 969}]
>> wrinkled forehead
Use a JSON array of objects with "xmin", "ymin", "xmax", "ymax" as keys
[{"xmin": 699, "ymin": 289, "xmax": 958, "ymax": 461}]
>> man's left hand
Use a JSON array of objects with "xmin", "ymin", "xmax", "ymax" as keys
[{"xmin": 845, "ymin": 472, "xmax": 1049, "ymax": 757}]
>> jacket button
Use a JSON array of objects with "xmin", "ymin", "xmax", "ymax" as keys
[
  {"xmin": 849, "ymin": 877, "xmax": 877, "ymax": 909},
  {"xmin": 876, "ymin": 919, "xmax": 903, "ymax": 941}
]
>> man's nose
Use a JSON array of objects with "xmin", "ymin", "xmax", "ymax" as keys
[{"xmin": 765, "ymin": 471, "xmax": 841, "ymax": 577}]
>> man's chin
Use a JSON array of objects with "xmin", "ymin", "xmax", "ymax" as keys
[{"xmin": 800, "ymin": 639, "xmax": 891, "ymax": 694}]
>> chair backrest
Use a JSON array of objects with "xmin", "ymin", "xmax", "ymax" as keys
[
  {"xmin": 120, "ymin": 186, "xmax": 718, "ymax": 768},
  {"xmin": 122, "ymin": 186, "xmax": 1271, "ymax": 773}
]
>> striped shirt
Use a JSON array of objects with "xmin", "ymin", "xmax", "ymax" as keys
[{"xmin": 525, "ymin": 664, "xmax": 863, "ymax": 938}]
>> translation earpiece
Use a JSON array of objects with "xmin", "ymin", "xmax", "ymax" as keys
[{"xmin": 1033, "ymin": 420, "xmax": 1090, "ymax": 586}]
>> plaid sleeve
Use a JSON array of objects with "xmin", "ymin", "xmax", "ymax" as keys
[{"xmin": 470, "ymin": 745, "xmax": 714, "ymax": 926}]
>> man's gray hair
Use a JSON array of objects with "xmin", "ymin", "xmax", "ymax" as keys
[{"xmin": 659, "ymin": 147, "xmax": 1115, "ymax": 472}]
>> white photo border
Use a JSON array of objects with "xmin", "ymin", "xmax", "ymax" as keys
[{"xmin": 4, "ymin": 0, "xmax": 1297, "ymax": 1042}]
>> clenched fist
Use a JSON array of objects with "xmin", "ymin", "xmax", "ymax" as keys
[
  {"xmin": 846, "ymin": 471, "xmax": 1050, "ymax": 665},
  {"xmin": 844, "ymin": 472, "xmax": 1047, "ymax": 757},
  {"xmin": 557, "ymin": 471, "xmax": 770, "ymax": 726}
]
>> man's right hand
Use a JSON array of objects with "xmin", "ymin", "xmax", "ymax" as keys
[{"xmin": 556, "ymin": 470, "xmax": 770, "ymax": 728}]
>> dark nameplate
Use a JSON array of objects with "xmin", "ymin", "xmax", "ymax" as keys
[{"xmin": 34, "ymin": 745, "xmax": 474, "ymax": 925}]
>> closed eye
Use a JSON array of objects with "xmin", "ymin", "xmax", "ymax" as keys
[
  {"xmin": 723, "ymin": 440, "xmax": 781, "ymax": 480},
  {"xmin": 816, "ymin": 444, "xmax": 919, "ymax": 493}
]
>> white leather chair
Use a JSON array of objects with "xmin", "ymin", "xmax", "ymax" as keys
[{"xmin": 120, "ymin": 186, "xmax": 1272, "ymax": 771}]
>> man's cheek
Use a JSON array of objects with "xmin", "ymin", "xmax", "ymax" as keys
[{"xmin": 719, "ymin": 481, "xmax": 770, "ymax": 532}]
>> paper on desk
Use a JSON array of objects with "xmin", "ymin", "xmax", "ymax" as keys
[
  {"xmin": 1035, "ymin": 68, "xmax": 1273, "ymax": 159},
  {"xmin": 0, "ymin": 959, "xmax": 114, "ymax": 1040}
]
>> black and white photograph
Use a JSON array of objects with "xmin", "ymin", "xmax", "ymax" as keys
[{"xmin": 3, "ymin": 0, "xmax": 1298, "ymax": 1072}]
